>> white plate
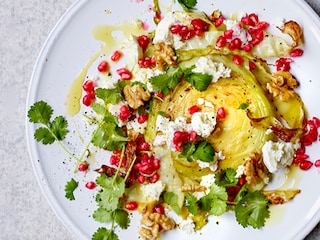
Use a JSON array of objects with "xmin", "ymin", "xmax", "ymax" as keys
[{"xmin": 26, "ymin": 0, "xmax": 320, "ymax": 239}]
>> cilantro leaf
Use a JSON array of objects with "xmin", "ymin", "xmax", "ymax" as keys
[
  {"xmin": 95, "ymin": 175, "xmax": 125, "ymax": 211},
  {"xmin": 95, "ymin": 87, "xmax": 123, "ymax": 105},
  {"xmin": 114, "ymin": 209, "xmax": 130, "ymax": 229},
  {"xmin": 163, "ymin": 191, "xmax": 181, "ymax": 214},
  {"xmin": 93, "ymin": 207, "xmax": 114, "ymax": 223},
  {"xmin": 149, "ymin": 67, "xmax": 183, "ymax": 95},
  {"xmin": 180, "ymin": 142, "xmax": 196, "ymax": 162},
  {"xmin": 184, "ymin": 193, "xmax": 198, "ymax": 215},
  {"xmin": 28, "ymin": 101, "xmax": 69, "ymax": 145},
  {"xmin": 198, "ymin": 183, "xmax": 228, "ymax": 216},
  {"xmin": 183, "ymin": 67, "xmax": 212, "ymax": 91},
  {"xmin": 177, "ymin": 0, "xmax": 197, "ymax": 11},
  {"xmin": 192, "ymin": 140, "xmax": 215, "ymax": 162},
  {"xmin": 238, "ymin": 103, "xmax": 249, "ymax": 109},
  {"xmin": 215, "ymin": 168, "xmax": 238, "ymax": 187},
  {"xmin": 92, "ymin": 122, "xmax": 128, "ymax": 151},
  {"xmin": 28, "ymin": 100, "xmax": 53, "ymax": 125},
  {"xmin": 34, "ymin": 127, "xmax": 55, "ymax": 144},
  {"xmin": 235, "ymin": 191, "xmax": 270, "ymax": 229},
  {"xmin": 64, "ymin": 178, "xmax": 78, "ymax": 201},
  {"xmin": 92, "ymin": 227, "xmax": 119, "ymax": 240},
  {"xmin": 50, "ymin": 116, "xmax": 69, "ymax": 141}
]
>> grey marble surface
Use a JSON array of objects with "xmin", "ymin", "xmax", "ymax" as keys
[{"xmin": 0, "ymin": 0, "xmax": 320, "ymax": 239}]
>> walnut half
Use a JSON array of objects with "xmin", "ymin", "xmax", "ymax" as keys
[
  {"xmin": 123, "ymin": 84, "xmax": 151, "ymax": 109},
  {"xmin": 154, "ymin": 42, "xmax": 177, "ymax": 70},
  {"xmin": 267, "ymin": 71, "xmax": 298, "ymax": 101}
]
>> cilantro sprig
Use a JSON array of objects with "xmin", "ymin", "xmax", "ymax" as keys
[
  {"xmin": 177, "ymin": 0, "xmax": 197, "ymax": 11},
  {"xmin": 180, "ymin": 140, "xmax": 215, "ymax": 162},
  {"xmin": 183, "ymin": 66, "xmax": 213, "ymax": 92},
  {"xmin": 64, "ymin": 178, "xmax": 78, "ymax": 201}
]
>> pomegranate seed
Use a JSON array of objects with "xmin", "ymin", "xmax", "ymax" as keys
[
  {"xmin": 97, "ymin": 60, "xmax": 109, "ymax": 72},
  {"xmin": 137, "ymin": 35, "xmax": 150, "ymax": 50},
  {"xmin": 125, "ymin": 201, "xmax": 138, "ymax": 211},
  {"xmin": 315, "ymin": 160, "xmax": 320, "ymax": 167},
  {"xmin": 137, "ymin": 174, "xmax": 146, "ymax": 184},
  {"xmin": 85, "ymin": 181, "xmax": 96, "ymax": 189},
  {"xmin": 300, "ymin": 160, "xmax": 313, "ymax": 170},
  {"xmin": 242, "ymin": 44, "xmax": 252, "ymax": 52},
  {"xmin": 82, "ymin": 80, "xmax": 95, "ymax": 92},
  {"xmin": 149, "ymin": 172, "xmax": 160, "ymax": 183},
  {"xmin": 111, "ymin": 50, "xmax": 122, "ymax": 61},
  {"xmin": 275, "ymin": 58, "xmax": 292, "ymax": 71},
  {"xmin": 238, "ymin": 176, "xmax": 247, "ymax": 186},
  {"xmin": 153, "ymin": 204, "xmax": 165, "ymax": 214},
  {"xmin": 217, "ymin": 107, "xmax": 226, "ymax": 118},
  {"xmin": 224, "ymin": 29, "xmax": 234, "ymax": 39},
  {"xmin": 113, "ymin": 149, "xmax": 122, "ymax": 154},
  {"xmin": 215, "ymin": 16, "xmax": 225, "ymax": 27},
  {"xmin": 133, "ymin": 163, "xmax": 142, "ymax": 170},
  {"xmin": 170, "ymin": 24, "xmax": 182, "ymax": 34},
  {"xmin": 189, "ymin": 131, "xmax": 197, "ymax": 142},
  {"xmin": 290, "ymin": 48, "xmax": 304, "ymax": 57},
  {"xmin": 119, "ymin": 105, "xmax": 131, "ymax": 121},
  {"xmin": 182, "ymin": 29, "xmax": 195, "ymax": 40},
  {"xmin": 232, "ymin": 55, "xmax": 243, "ymax": 65},
  {"xmin": 82, "ymin": 94, "xmax": 94, "ymax": 106},
  {"xmin": 179, "ymin": 25, "xmax": 189, "ymax": 36},
  {"xmin": 138, "ymin": 142, "xmax": 150, "ymax": 151},
  {"xmin": 151, "ymin": 158, "xmax": 161, "ymax": 170},
  {"xmin": 78, "ymin": 162, "xmax": 88, "ymax": 172},
  {"xmin": 110, "ymin": 155, "xmax": 120, "ymax": 165},
  {"xmin": 139, "ymin": 164, "xmax": 154, "ymax": 175},
  {"xmin": 138, "ymin": 114, "xmax": 149, "ymax": 124},
  {"xmin": 229, "ymin": 38, "xmax": 242, "ymax": 50},
  {"xmin": 249, "ymin": 61, "xmax": 256, "ymax": 70},
  {"xmin": 116, "ymin": 68, "xmax": 132, "ymax": 80},
  {"xmin": 257, "ymin": 21, "xmax": 269, "ymax": 30},
  {"xmin": 313, "ymin": 117, "xmax": 320, "ymax": 128},
  {"xmin": 216, "ymin": 36, "xmax": 227, "ymax": 48},
  {"xmin": 188, "ymin": 105, "xmax": 200, "ymax": 114},
  {"xmin": 154, "ymin": 92, "xmax": 164, "ymax": 99}
]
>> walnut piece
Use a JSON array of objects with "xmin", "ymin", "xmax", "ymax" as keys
[
  {"xmin": 243, "ymin": 152, "xmax": 269, "ymax": 186},
  {"xmin": 154, "ymin": 42, "xmax": 177, "ymax": 70},
  {"xmin": 280, "ymin": 20, "xmax": 303, "ymax": 47},
  {"xmin": 123, "ymin": 84, "xmax": 151, "ymax": 109},
  {"xmin": 267, "ymin": 71, "xmax": 298, "ymax": 101},
  {"xmin": 139, "ymin": 209, "xmax": 176, "ymax": 240},
  {"xmin": 263, "ymin": 189, "xmax": 301, "ymax": 204},
  {"xmin": 181, "ymin": 184, "xmax": 207, "ymax": 192}
]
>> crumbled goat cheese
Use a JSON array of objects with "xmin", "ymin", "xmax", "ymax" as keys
[
  {"xmin": 179, "ymin": 219, "xmax": 195, "ymax": 234},
  {"xmin": 126, "ymin": 118, "xmax": 148, "ymax": 134},
  {"xmin": 191, "ymin": 56, "xmax": 231, "ymax": 82},
  {"xmin": 235, "ymin": 164, "xmax": 245, "ymax": 178},
  {"xmin": 196, "ymin": 160, "xmax": 218, "ymax": 172},
  {"xmin": 193, "ymin": 174, "xmax": 216, "ymax": 200},
  {"xmin": 121, "ymin": 35, "xmax": 143, "ymax": 69},
  {"xmin": 197, "ymin": 97, "xmax": 214, "ymax": 108},
  {"xmin": 191, "ymin": 112, "xmax": 216, "ymax": 138},
  {"xmin": 262, "ymin": 140, "xmax": 298, "ymax": 173},
  {"xmin": 140, "ymin": 180, "xmax": 166, "ymax": 202},
  {"xmin": 131, "ymin": 67, "xmax": 163, "ymax": 92}
]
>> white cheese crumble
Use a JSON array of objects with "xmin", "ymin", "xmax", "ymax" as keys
[
  {"xmin": 196, "ymin": 160, "xmax": 218, "ymax": 172},
  {"xmin": 131, "ymin": 67, "xmax": 163, "ymax": 92},
  {"xmin": 235, "ymin": 164, "xmax": 245, "ymax": 178},
  {"xmin": 262, "ymin": 140, "xmax": 299, "ymax": 173},
  {"xmin": 197, "ymin": 97, "xmax": 214, "ymax": 108},
  {"xmin": 140, "ymin": 180, "xmax": 166, "ymax": 202},
  {"xmin": 121, "ymin": 34, "xmax": 143, "ymax": 69},
  {"xmin": 179, "ymin": 219, "xmax": 195, "ymax": 234},
  {"xmin": 191, "ymin": 112, "xmax": 216, "ymax": 138},
  {"xmin": 191, "ymin": 56, "xmax": 231, "ymax": 82},
  {"xmin": 193, "ymin": 174, "xmax": 216, "ymax": 200},
  {"xmin": 126, "ymin": 118, "xmax": 147, "ymax": 134}
]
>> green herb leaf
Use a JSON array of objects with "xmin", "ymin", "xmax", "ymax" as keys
[
  {"xmin": 192, "ymin": 140, "xmax": 215, "ymax": 162},
  {"xmin": 92, "ymin": 227, "xmax": 119, "ymax": 240},
  {"xmin": 114, "ymin": 209, "xmax": 130, "ymax": 229},
  {"xmin": 64, "ymin": 178, "xmax": 78, "ymax": 201},
  {"xmin": 34, "ymin": 127, "xmax": 55, "ymax": 144},
  {"xmin": 163, "ymin": 191, "xmax": 181, "ymax": 214},
  {"xmin": 235, "ymin": 191, "xmax": 270, "ymax": 229},
  {"xmin": 184, "ymin": 193, "xmax": 198, "ymax": 215},
  {"xmin": 215, "ymin": 168, "xmax": 238, "ymax": 187},
  {"xmin": 180, "ymin": 142, "xmax": 196, "ymax": 162},
  {"xmin": 50, "ymin": 116, "xmax": 69, "ymax": 141},
  {"xmin": 27, "ymin": 100, "xmax": 53, "ymax": 125},
  {"xmin": 238, "ymin": 103, "xmax": 249, "ymax": 109},
  {"xmin": 177, "ymin": 0, "xmax": 197, "ymax": 11},
  {"xmin": 95, "ymin": 88, "xmax": 123, "ymax": 105},
  {"xmin": 198, "ymin": 183, "xmax": 228, "ymax": 216},
  {"xmin": 95, "ymin": 175, "xmax": 125, "ymax": 211},
  {"xmin": 183, "ymin": 67, "xmax": 212, "ymax": 91},
  {"xmin": 149, "ymin": 67, "xmax": 183, "ymax": 95},
  {"xmin": 92, "ymin": 122, "xmax": 128, "ymax": 151},
  {"xmin": 93, "ymin": 207, "xmax": 114, "ymax": 223}
]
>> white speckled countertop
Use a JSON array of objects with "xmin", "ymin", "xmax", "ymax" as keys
[{"xmin": 1, "ymin": 0, "xmax": 320, "ymax": 239}]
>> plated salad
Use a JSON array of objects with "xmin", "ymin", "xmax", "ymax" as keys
[{"xmin": 28, "ymin": 0, "xmax": 320, "ymax": 239}]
